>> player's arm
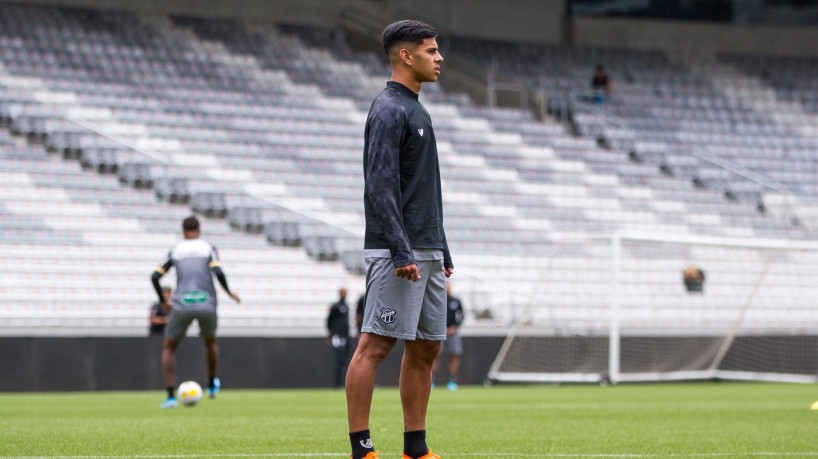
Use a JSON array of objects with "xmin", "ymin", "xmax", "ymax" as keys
[
  {"xmin": 326, "ymin": 305, "xmax": 334, "ymax": 330},
  {"xmin": 149, "ymin": 304, "xmax": 167, "ymax": 325},
  {"xmin": 364, "ymin": 102, "xmax": 416, "ymax": 275},
  {"xmin": 326, "ymin": 305, "xmax": 337, "ymax": 342},
  {"xmin": 441, "ymin": 227, "xmax": 454, "ymax": 277},
  {"xmin": 151, "ymin": 256, "xmax": 172, "ymax": 304},
  {"xmin": 211, "ymin": 262, "xmax": 240, "ymax": 303}
]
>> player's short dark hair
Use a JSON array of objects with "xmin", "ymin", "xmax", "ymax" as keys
[
  {"xmin": 381, "ymin": 19, "xmax": 437, "ymax": 56},
  {"xmin": 182, "ymin": 216, "xmax": 200, "ymax": 232}
]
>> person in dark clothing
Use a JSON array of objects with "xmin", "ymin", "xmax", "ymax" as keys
[
  {"xmin": 326, "ymin": 288, "xmax": 352, "ymax": 387},
  {"xmin": 346, "ymin": 19, "xmax": 452, "ymax": 459},
  {"xmin": 356, "ymin": 294, "xmax": 366, "ymax": 337},
  {"xmin": 683, "ymin": 266, "xmax": 706, "ymax": 293},
  {"xmin": 432, "ymin": 282, "xmax": 464, "ymax": 390},
  {"xmin": 591, "ymin": 64, "xmax": 612, "ymax": 104},
  {"xmin": 148, "ymin": 286, "xmax": 172, "ymax": 336}
]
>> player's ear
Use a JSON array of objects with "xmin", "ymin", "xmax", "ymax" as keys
[{"xmin": 399, "ymin": 47, "xmax": 412, "ymax": 66}]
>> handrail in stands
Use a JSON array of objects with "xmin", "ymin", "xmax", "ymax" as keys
[
  {"xmin": 567, "ymin": 90, "xmax": 795, "ymax": 219},
  {"xmin": 64, "ymin": 116, "xmax": 169, "ymax": 165}
]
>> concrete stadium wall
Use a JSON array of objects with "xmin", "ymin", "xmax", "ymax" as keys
[
  {"xmin": 385, "ymin": 0, "xmax": 566, "ymax": 44},
  {"xmin": 0, "ymin": 336, "xmax": 503, "ymax": 392},
  {"xmin": 9, "ymin": 0, "xmax": 818, "ymax": 57},
  {"xmin": 3, "ymin": 335, "xmax": 815, "ymax": 392},
  {"xmin": 571, "ymin": 16, "xmax": 818, "ymax": 57},
  {"xmin": 4, "ymin": 0, "xmax": 388, "ymax": 26},
  {"xmin": 10, "ymin": 0, "xmax": 566, "ymax": 43}
]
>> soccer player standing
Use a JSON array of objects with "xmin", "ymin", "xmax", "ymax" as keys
[
  {"xmin": 151, "ymin": 216, "xmax": 240, "ymax": 409},
  {"xmin": 345, "ymin": 20, "xmax": 453, "ymax": 459}
]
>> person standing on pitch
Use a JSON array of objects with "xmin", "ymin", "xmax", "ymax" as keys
[
  {"xmin": 432, "ymin": 282, "xmax": 464, "ymax": 391},
  {"xmin": 326, "ymin": 287, "xmax": 352, "ymax": 387},
  {"xmin": 345, "ymin": 19, "xmax": 453, "ymax": 459},
  {"xmin": 151, "ymin": 216, "xmax": 240, "ymax": 409},
  {"xmin": 148, "ymin": 286, "xmax": 173, "ymax": 337}
]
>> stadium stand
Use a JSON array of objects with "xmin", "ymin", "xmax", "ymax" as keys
[
  {"xmin": 445, "ymin": 36, "xmax": 818, "ymax": 232},
  {"xmin": 0, "ymin": 2, "xmax": 817, "ymax": 337}
]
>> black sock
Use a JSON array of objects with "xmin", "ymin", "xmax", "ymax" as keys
[
  {"xmin": 349, "ymin": 429, "xmax": 374, "ymax": 459},
  {"xmin": 208, "ymin": 376, "xmax": 215, "ymax": 388},
  {"xmin": 166, "ymin": 386, "xmax": 175, "ymax": 398},
  {"xmin": 403, "ymin": 430, "xmax": 428, "ymax": 459}
]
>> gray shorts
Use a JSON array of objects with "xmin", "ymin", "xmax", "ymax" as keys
[
  {"xmin": 361, "ymin": 250, "xmax": 446, "ymax": 341},
  {"xmin": 165, "ymin": 307, "xmax": 218, "ymax": 341},
  {"xmin": 443, "ymin": 331, "xmax": 463, "ymax": 356}
]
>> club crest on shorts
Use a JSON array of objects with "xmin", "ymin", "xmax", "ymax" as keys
[{"xmin": 379, "ymin": 307, "xmax": 396, "ymax": 324}]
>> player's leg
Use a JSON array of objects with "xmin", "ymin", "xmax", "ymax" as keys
[
  {"xmin": 333, "ymin": 340, "xmax": 346, "ymax": 387},
  {"xmin": 347, "ymin": 255, "xmax": 420, "ymax": 459},
  {"xmin": 203, "ymin": 335, "xmax": 219, "ymax": 397},
  {"xmin": 446, "ymin": 334, "xmax": 462, "ymax": 390},
  {"xmin": 161, "ymin": 310, "xmax": 192, "ymax": 408},
  {"xmin": 160, "ymin": 338, "xmax": 180, "ymax": 408},
  {"xmin": 400, "ymin": 338, "xmax": 441, "ymax": 429},
  {"xmin": 401, "ymin": 258, "xmax": 446, "ymax": 459},
  {"xmin": 161, "ymin": 338, "xmax": 179, "ymax": 393},
  {"xmin": 198, "ymin": 310, "xmax": 220, "ymax": 398},
  {"xmin": 346, "ymin": 332, "xmax": 396, "ymax": 458},
  {"xmin": 430, "ymin": 346, "xmax": 442, "ymax": 388}
]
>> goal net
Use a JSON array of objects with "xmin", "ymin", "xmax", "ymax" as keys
[{"xmin": 487, "ymin": 232, "xmax": 818, "ymax": 384}]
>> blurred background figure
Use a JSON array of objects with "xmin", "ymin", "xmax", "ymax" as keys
[
  {"xmin": 433, "ymin": 281, "xmax": 465, "ymax": 390},
  {"xmin": 590, "ymin": 64, "xmax": 612, "ymax": 104},
  {"xmin": 148, "ymin": 286, "xmax": 172, "ymax": 337},
  {"xmin": 326, "ymin": 287, "xmax": 352, "ymax": 387},
  {"xmin": 683, "ymin": 266, "xmax": 706, "ymax": 293},
  {"xmin": 355, "ymin": 292, "xmax": 366, "ymax": 339}
]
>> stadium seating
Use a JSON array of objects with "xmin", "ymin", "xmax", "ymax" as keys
[
  {"xmin": 445, "ymin": 37, "xmax": 818, "ymax": 227},
  {"xmin": 0, "ymin": 2, "xmax": 817, "ymax": 336}
]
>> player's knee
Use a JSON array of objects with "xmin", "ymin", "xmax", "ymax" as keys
[
  {"xmin": 355, "ymin": 342, "xmax": 393, "ymax": 366},
  {"xmin": 163, "ymin": 339, "xmax": 178, "ymax": 351},
  {"xmin": 408, "ymin": 340, "xmax": 441, "ymax": 364},
  {"xmin": 356, "ymin": 334, "xmax": 396, "ymax": 360}
]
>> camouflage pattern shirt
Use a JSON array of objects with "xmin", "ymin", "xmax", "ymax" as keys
[{"xmin": 363, "ymin": 81, "xmax": 453, "ymax": 269}]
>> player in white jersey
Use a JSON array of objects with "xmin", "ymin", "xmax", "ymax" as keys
[{"xmin": 151, "ymin": 216, "xmax": 240, "ymax": 409}]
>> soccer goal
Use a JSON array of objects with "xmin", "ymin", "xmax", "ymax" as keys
[{"xmin": 488, "ymin": 231, "xmax": 818, "ymax": 384}]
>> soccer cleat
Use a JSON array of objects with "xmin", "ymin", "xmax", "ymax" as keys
[
  {"xmin": 351, "ymin": 451, "xmax": 381, "ymax": 459},
  {"xmin": 207, "ymin": 377, "xmax": 220, "ymax": 399},
  {"xmin": 446, "ymin": 381, "xmax": 458, "ymax": 391},
  {"xmin": 402, "ymin": 449, "xmax": 441, "ymax": 459},
  {"xmin": 160, "ymin": 397, "xmax": 178, "ymax": 409}
]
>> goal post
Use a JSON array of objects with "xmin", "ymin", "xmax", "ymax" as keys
[{"xmin": 488, "ymin": 231, "xmax": 818, "ymax": 385}]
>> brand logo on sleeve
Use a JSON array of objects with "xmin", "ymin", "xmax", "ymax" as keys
[{"xmin": 418, "ymin": 128, "xmax": 424, "ymax": 137}]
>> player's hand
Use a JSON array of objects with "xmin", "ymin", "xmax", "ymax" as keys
[
  {"xmin": 229, "ymin": 292, "xmax": 241, "ymax": 304},
  {"xmin": 444, "ymin": 267, "xmax": 454, "ymax": 278},
  {"xmin": 395, "ymin": 264, "xmax": 421, "ymax": 282},
  {"xmin": 446, "ymin": 325, "xmax": 456, "ymax": 336}
]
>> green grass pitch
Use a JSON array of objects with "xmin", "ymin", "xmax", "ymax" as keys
[{"xmin": 2, "ymin": 382, "xmax": 817, "ymax": 458}]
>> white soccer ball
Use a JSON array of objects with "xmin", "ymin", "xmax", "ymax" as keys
[{"xmin": 177, "ymin": 380, "xmax": 203, "ymax": 407}]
